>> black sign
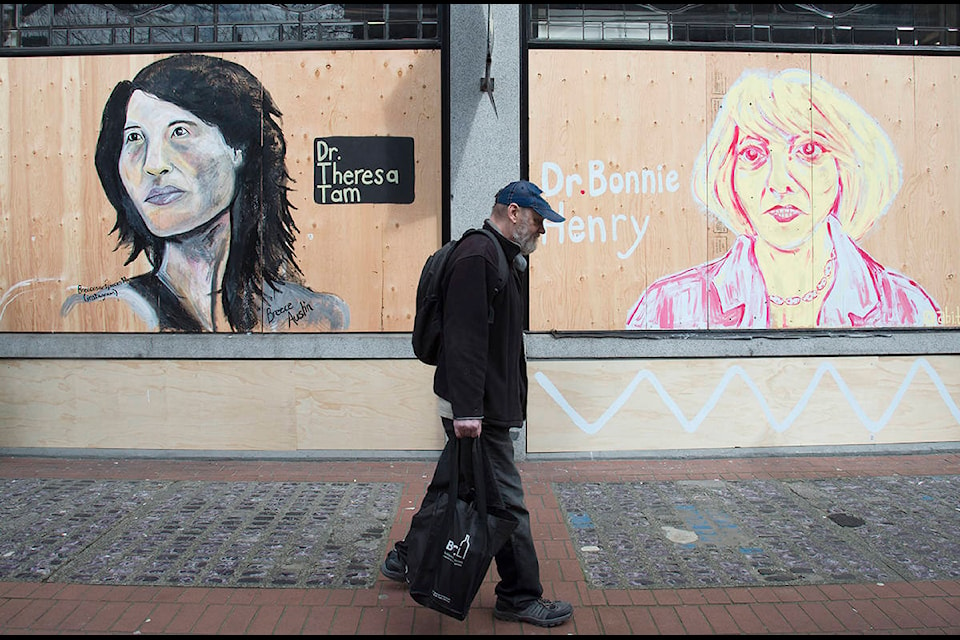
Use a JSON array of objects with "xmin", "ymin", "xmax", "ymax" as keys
[{"xmin": 314, "ymin": 136, "xmax": 415, "ymax": 204}]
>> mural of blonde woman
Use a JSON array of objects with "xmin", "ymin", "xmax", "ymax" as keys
[{"xmin": 626, "ymin": 67, "xmax": 941, "ymax": 330}]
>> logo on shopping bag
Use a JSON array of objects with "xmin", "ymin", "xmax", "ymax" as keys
[{"xmin": 442, "ymin": 533, "xmax": 471, "ymax": 567}]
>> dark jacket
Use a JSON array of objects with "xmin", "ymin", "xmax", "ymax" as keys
[{"xmin": 434, "ymin": 220, "xmax": 527, "ymax": 427}]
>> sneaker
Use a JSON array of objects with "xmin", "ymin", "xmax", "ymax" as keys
[
  {"xmin": 380, "ymin": 548, "xmax": 407, "ymax": 582},
  {"xmin": 494, "ymin": 598, "xmax": 573, "ymax": 627}
]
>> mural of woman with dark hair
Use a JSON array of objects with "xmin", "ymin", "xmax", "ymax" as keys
[
  {"xmin": 625, "ymin": 67, "xmax": 940, "ymax": 330},
  {"xmin": 62, "ymin": 53, "xmax": 349, "ymax": 332}
]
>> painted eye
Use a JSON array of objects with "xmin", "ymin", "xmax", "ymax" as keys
[
  {"xmin": 170, "ymin": 125, "xmax": 190, "ymax": 139},
  {"xmin": 123, "ymin": 130, "xmax": 143, "ymax": 145},
  {"xmin": 795, "ymin": 140, "xmax": 827, "ymax": 163},
  {"xmin": 737, "ymin": 143, "xmax": 768, "ymax": 168}
]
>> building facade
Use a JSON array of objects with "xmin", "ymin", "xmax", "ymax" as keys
[{"xmin": 1, "ymin": 4, "xmax": 959, "ymax": 459}]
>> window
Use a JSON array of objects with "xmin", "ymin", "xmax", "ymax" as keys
[
  {"xmin": 529, "ymin": 4, "xmax": 959, "ymax": 48},
  {"xmin": 1, "ymin": 4, "xmax": 440, "ymax": 49}
]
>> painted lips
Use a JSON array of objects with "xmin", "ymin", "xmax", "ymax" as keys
[
  {"xmin": 765, "ymin": 206, "xmax": 802, "ymax": 223},
  {"xmin": 145, "ymin": 186, "xmax": 185, "ymax": 206}
]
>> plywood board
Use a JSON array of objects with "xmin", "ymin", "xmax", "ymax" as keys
[
  {"xmin": 2, "ymin": 355, "xmax": 957, "ymax": 455},
  {"xmin": 0, "ymin": 359, "xmax": 442, "ymax": 451},
  {"xmin": 528, "ymin": 50, "xmax": 960, "ymax": 330},
  {"xmin": 527, "ymin": 356, "xmax": 960, "ymax": 452},
  {"xmin": 0, "ymin": 50, "xmax": 441, "ymax": 333}
]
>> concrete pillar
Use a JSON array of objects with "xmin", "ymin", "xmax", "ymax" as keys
[
  {"xmin": 448, "ymin": 3, "xmax": 521, "ymax": 237},
  {"xmin": 449, "ymin": 4, "xmax": 526, "ymax": 460}
]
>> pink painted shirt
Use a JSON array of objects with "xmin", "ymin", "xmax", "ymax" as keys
[{"xmin": 625, "ymin": 220, "xmax": 941, "ymax": 330}]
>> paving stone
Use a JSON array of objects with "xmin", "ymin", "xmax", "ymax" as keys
[
  {"xmin": 555, "ymin": 475, "xmax": 960, "ymax": 590},
  {"xmin": 0, "ymin": 478, "xmax": 401, "ymax": 589},
  {"xmin": 4, "ymin": 473, "xmax": 956, "ymax": 593}
]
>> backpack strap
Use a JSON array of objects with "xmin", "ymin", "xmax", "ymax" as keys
[
  {"xmin": 474, "ymin": 228, "xmax": 510, "ymax": 296},
  {"xmin": 462, "ymin": 227, "xmax": 511, "ymax": 324}
]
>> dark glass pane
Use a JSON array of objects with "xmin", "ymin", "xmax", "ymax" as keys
[
  {"xmin": 1, "ymin": 3, "xmax": 441, "ymax": 48},
  {"xmin": 770, "ymin": 26, "xmax": 818, "ymax": 44},
  {"xmin": 529, "ymin": 3, "xmax": 959, "ymax": 48},
  {"xmin": 343, "ymin": 4, "xmax": 385, "ymax": 23},
  {"xmin": 67, "ymin": 27, "xmax": 112, "ymax": 45},
  {"xmin": 150, "ymin": 26, "xmax": 198, "ymax": 44},
  {"xmin": 17, "ymin": 3, "xmax": 51, "ymax": 26},
  {"xmin": 853, "ymin": 27, "xmax": 899, "ymax": 45},
  {"xmin": 235, "ymin": 24, "xmax": 278, "ymax": 42},
  {"xmin": 916, "ymin": 26, "xmax": 956, "ymax": 46}
]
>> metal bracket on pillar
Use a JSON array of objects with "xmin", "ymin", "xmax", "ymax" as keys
[{"xmin": 480, "ymin": 4, "xmax": 498, "ymax": 117}]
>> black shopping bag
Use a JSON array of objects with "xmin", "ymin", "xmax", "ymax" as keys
[{"xmin": 406, "ymin": 437, "xmax": 518, "ymax": 621}]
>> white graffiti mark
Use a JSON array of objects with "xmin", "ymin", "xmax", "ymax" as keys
[
  {"xmin": 0, "ymin": 278, "xmax": 63, "ymax": 324},
  {"xmin": 534, "ymin": 358, "xmax": 960, "ymax": 435}
]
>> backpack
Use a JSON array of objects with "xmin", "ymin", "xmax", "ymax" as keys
[{"xmin": 412, "ymin": 227, "xmax": 510, "ymax": 366}]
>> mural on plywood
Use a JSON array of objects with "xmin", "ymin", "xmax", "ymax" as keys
[
  {"xmin": 625, "ymin": 68, "xmax": 941, "ymax": 330},
  {"xmin": 60, "ymin": 54, "xmax": 350, "ymax": 333},
  {"xmin": 0, "ymin": 50, "xmax": 439, "ymax": 333},
  {"xmin": 528, "ymin": 51, "xmax": 958, "ymax": 332}
]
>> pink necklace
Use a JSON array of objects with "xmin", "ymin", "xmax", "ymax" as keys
[{"xmin": 767, "ymin": 250, "xmax": 836, "ymax": 306}]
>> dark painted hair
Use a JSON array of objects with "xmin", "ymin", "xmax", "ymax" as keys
[{"xmin": 95, "ymin": 53, "xmax": 301, "ymax": 332}]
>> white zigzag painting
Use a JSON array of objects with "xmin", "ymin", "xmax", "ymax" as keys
[{"xmin": 533, "ymin": 357, "xmax": 960, "ymax": 435}]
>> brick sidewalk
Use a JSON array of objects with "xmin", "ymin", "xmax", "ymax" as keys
[{"xmin": 1, "ymin": 453, "xmax": 959, "ymax": 634}]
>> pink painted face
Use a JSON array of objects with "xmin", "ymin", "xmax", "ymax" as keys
[
  {"xmin": 119, "ymin": 90, "xmax": 242, "ymax": 238},
  {"xmin": 732, "ymin": 125, "xmax": 841, "ymax": 251}
]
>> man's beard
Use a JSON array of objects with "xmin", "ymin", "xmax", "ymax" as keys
[{"xmin": 512, "ymin": 225, "xmax": 539, "ymax": 255}]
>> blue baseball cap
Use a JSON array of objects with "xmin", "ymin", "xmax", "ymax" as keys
[{"xmin": 495, "ymin": 180, "xmax": 565, "ymax": 223}]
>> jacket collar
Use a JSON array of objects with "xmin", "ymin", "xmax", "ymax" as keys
[{"xmin": 483, "ymin": 218, "xmax": 524, "ymax": 264}]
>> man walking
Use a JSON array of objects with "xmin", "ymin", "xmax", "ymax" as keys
[{"xmin": 381, "ymin": 180, "xmax": 573, "ymax": 628}]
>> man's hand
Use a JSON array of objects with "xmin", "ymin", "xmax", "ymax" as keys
[{"xmin": 453, "ymin": 418, "xmax": 482, "ymax": 438}]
